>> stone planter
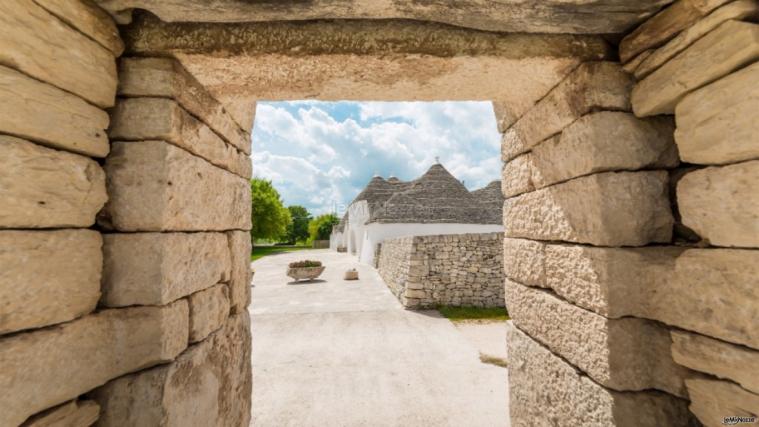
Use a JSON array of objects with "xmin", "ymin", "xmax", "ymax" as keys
[{"xmin": 287, "ymin": 266, "xmax": 325, "ymax": 282}]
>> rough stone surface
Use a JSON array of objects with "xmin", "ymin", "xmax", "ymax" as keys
[
  {"xmin": 677, "ymin": 161, "xmax": 759, "ymax": 248},
  {"xmin": 92, "ymin": 312, "xmax": 252, "ymax": 427},
  {"xmin": 620, "ymin": 0, "xmax": 732, "ymax": 63},
  {"xmin": 675, "ymin": 61, "xmax": 759, "ymax": 165},
  {"xmin": 503, "ymin": 171, "xmax": 673, "ymax": 246},
  {"xmin": 0, "ymin": 230, "xmax": 101, "ymax": 335},
  {"xmin": 632, "ymin": 20, "xmax": 759, "ymax": 116},
  {"xmin": 0, "ymin": 0, "xmax": 117, "ymax": 108},
  {"xmin": 635, "ymin": 0, "xmax": 759, "ymax": 79},
  {"xmin": 0, "ymin": 135, "xmax": 107, "ymax": 228},
  {"xmin": 101, "ymin": 0, "xmax": 669, "ymax": 34},
  {"xmin": 226, "ymin": 230, "xmax": 252, "ymax": 313},
  {"xmin": 506, "ymin": 323, "xmax": 695, "ymax": 427},
  {"xmin": 118, "ymin": 57, "xmax": 250, "ymax": 154},
  {"xmin": 100, "ymin": 140, "xmax": 251, "ymax": 232},
  {"xmin": 0, "ymin": 301, "xmax": 189, "ymax": 426},
  {"xmin": 0, "ymin": 65, "xmax": 110, "ymax": 157},
  {"xmin": 502, "ymin": 62, "xmax": 634, "ymax": 161},
  {"xmin": 504, "ymin": 238, "xmax": 759, "ymax": 350},
  {"xmin": 530, "ymin": 112, "xmax": 678, "ymax": 188},
  {"xmin": 686, "ymin": 378, "xmax": 759, "ymax": 427},
  {"xmin": 672, "ymin": 330, "xmax": 759, "ymax": 394},
  {"xmin": 22, "ymin": 399, "xmax": 99, "ymax": 427},
  {"xmin": 188, "ymin": 284, "xmax": 230, "ymax": 343},
  {"xmin": 377, "ymin": 233, "xmax": 504, "ymax": 308},
  {"xmin": 622, "ymin": 49, "xmax": 652, "ymax": 74},
  {"xmin": 101, "ymin": 232, "xmax": 231, "ymax": 307},
  {"xmin": 492, "ymin": 101, "xmax": 520, "ymax": 133},
  {"xmin": 505, "ymin": 280, "xmax": 690, "ymax": 397},
  {"xmin": 33, "ymin": 0, "xmax": 124, "ymax": 56},
  {"xmin": 501, "ymin": 153, "xmax": 536, "ymax": 198},
  {"xmin": 109, "ymin": 98, "xmax": 251, "ymax": 178}
]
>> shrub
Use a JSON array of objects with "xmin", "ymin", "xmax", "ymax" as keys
[{"xmin": 288, "ymin": 260, "xmax": 323, "ymax": 268}]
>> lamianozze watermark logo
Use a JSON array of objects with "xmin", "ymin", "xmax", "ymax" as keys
[{"xmin": 723, "ymin": 415, "xmax": 757, "ymax": 425}]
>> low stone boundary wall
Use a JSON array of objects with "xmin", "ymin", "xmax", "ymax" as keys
[{"xmin": 377, "ymin": 233, "xmax": 504, "ymax": 308}]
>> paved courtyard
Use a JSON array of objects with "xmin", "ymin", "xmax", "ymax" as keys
[{"xmin": 250, "ymin": 249, "xmax": 509, "ymax": 427}]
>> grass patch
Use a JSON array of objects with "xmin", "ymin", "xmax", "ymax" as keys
[
  {"xmin": 251, "ymin": 246, "xmax": 314, "ymax": 262},
  {"xmin": 479, "ymin": 353, "xmax": 508, "ymax": 368},
  {"xmin": 437, "ymin": 306, "xmax": 509, "ymax": 322}
]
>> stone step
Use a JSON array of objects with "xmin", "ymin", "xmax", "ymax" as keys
[
  {"xmin": 0, "ymin": 0, "xmax": 117, "ymax": 108},
  {"xmin": 0, "ymin": 65, "xmax": 110, "ymax": 157},
  {"xmin": 505, "ymin": 280, "xmax": 691, "ymax": 397},
  {"xmin": 101, "ymin": 140, "xmax": 251, "ymax": 232},
  {"xmin": 675, "ymin": 61, "xmax": 759, "ymax": 165},
  {"xmin": 677, "ymin": 160, "xmax": 759, "ymax": 248},
  {"xmin": 118, "ymin": 57, "xmax": 251, "ymax": 154},
  {"xmin": 0, "ymin": 301, "xmax": 189, "ymax": 426},
  {"xmin": 0, "ymin": 135, "xmax": 107, "ymax": 228},
  {"xmin": 101, "ymin": 232, "xmax": 232, "ymax": 307},
  {"xmin": 109, "ymin": 98, "xmax": 251, "ymax": 178},
  {"xmin": 501, "ymin": 62, "xmax": 633, "ymax": 161},
  {"xmin": 506, "ymin": 323, "xmax": 695, "ymax": 427},
  {"xmin": 503, "ymin": 170, "xmax": 673, "ymax": 246},
  {"xmin": 503, "ymin": 238, "xmax": 759, "ymax": 350},
  {"xmin": 0, "ymin": 229, "xmax": 101, "ymax": 335},
  {"xmin": 632, "ymin": 20, "xmax": 759, "ymax": 116}
]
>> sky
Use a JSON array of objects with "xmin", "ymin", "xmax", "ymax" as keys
[{"xmin": 251, "ymin": 101, "xmax": 501, "ymax": 216}]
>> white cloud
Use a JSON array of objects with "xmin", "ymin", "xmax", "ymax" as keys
[{"xmin": 251, "ymin": 101, "xmax": 501, "ymax": 215}]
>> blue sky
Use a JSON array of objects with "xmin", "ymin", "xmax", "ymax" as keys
[{"xmin": 251, "ymin": 101, "xmax": 501, "ymax": 215}]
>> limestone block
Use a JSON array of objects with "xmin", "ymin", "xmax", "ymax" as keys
[
  {"xmin": 622, "ymin": 49, "xmax": 652, "ymax": 74},
  {"xmin": 677, "ymin": 161, "xmax": 759, "ymax": 247},
  {"xmin": 118, "ymin": 57, "xmax": 250, "ymax": 154},
  {"xmin": 501, "ymin": 153, "xmax": 535, "ymax": 198},
  {"xmin": 620, "ymin": 0, "xmax": 732, "ymax": 63},
  {"xmin": 109, "ymin": 98, "xmax": 251, "ymax": 178},
  {"xmin": 503, "ymin": 171, "xmax": 673, "ymax": 246},
  {"xmin": 530, "ymin": 112, "xmax": 677, "ymax": 188},
  {"xmin": 0, "ymin": 0, "xmax": 117, "ymax": 108},
  {"xmin": 226, "ymin": 231, "xmax": 253, "ymax": 313},
  {"xmin": 22, "ymin": 400, "xmax": 99, "ymax": 427},
  {"xmin": 672, "ymin": 331, "xmax": 759, "ymax": 394},
  {"xmin": 506, "ymin": 323, "xmax": 695, "ymax": 427},
  {"xmin": 0, "ymin": 65, "xmax": 110, "ymax": 157},
  {"xmin": 0, "ymin": 136, "xmax": 107, "ymax": 228},
  {"xmin": 100, "ymin": 141, "xmax": 251, "ymax": 231},
  {"xmin": 505, "ymin": 280, "xmax": 690, "ymax": 397},
  {"xmin": 632, "ymin": 20, "xmax": 759, "ymax": 116},
  {"xmin": 101, "ymin": 233, "xmax": 231, "ymax": 307},
  {"xmin": 501, "ymin": 62, "xmax": 633, "ymax": 161},
  {"xmin": 491, "ymin": 101, "xmax": 519, "ymax": 133},
  {"xmin": 33, "ymin": 0, "xmax": 124, "ymax": 56},
  {"xmin": 92, "ymin": 312, "xmax": 252, "ymax": 427},
  {"xmin": 686, "ymin": 378, "xmax": 759, "ymax": 427},
  {"xmin": 0, "ymin": 301, "xmax": 189, "ymax": 426},
  {"xmin": 675, "ymin": 62, "xmax": 759, "ymax": 165},
  {"xmin": 0, "ymin": 230, "xmax": 101, "ymax": 335},
  {"xmin": 188, "ymin": 284, "xmax": 230, "ymax": 343},
  {"xmin": 635, "ymin": 0, "xmax": 759, "ymax": 79},
  {"xmin": 504, "ymin": 239, "xmax": 759, "ymax": 350}
]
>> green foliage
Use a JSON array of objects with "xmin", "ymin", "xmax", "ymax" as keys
[
  {"xmin": 250, "ymin": 178, "xmax": 291, "ymax": 242},
  {"xmin": 288, "ymin": 260, "xmax": 323, "ymax": 268},
  {"xmin": 308, "ymin": 213, "xmax": 340, "ymax": 242},
  {"xmin": 284, "ymin": 205, "xmax": 311, "ymax": 244},
  {"xmin": 437, "ymin": 306, "xmax": 510, "ymax": 322}
]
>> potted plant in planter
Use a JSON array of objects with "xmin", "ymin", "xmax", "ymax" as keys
[{"xmin": 287, "ymin": 260, "xmax": 325, "ymax": 282}]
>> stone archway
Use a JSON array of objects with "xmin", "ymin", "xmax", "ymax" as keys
[{"xmin": 2, "ymin": 1, "xmax": 758, "ymax": 426}]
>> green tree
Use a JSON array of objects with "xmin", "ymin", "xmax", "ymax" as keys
[
  {"xmin": 308, "ymin": 213, "xmax": 340, "ymax": 242},
  {"xmin": 250, "ymin": 178, "xmax": 291, "ymax": 242},
  {"xmin": 284, "ymin": 205, "xmax": 311, "ymax": 244}
]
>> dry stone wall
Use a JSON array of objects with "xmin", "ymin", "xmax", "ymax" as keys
[
  {"xmin": 0, "ymin": 5, "xmax": 253, "ymax": 422},
  {"xmin": 500, "ymin": 60, "xmax": 699, "ymax": 426},
  {"xmin": 620, "ymin": 3, "xmax": 759, "ymax": 424},
  {"xmin": 378, "ymin": 233, "xmax": 504, "ymax": 309}
]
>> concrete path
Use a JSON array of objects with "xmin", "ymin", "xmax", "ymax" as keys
[{"xmin": 250, "ymin": 250, "xmax": 508, "ymax": 427}]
